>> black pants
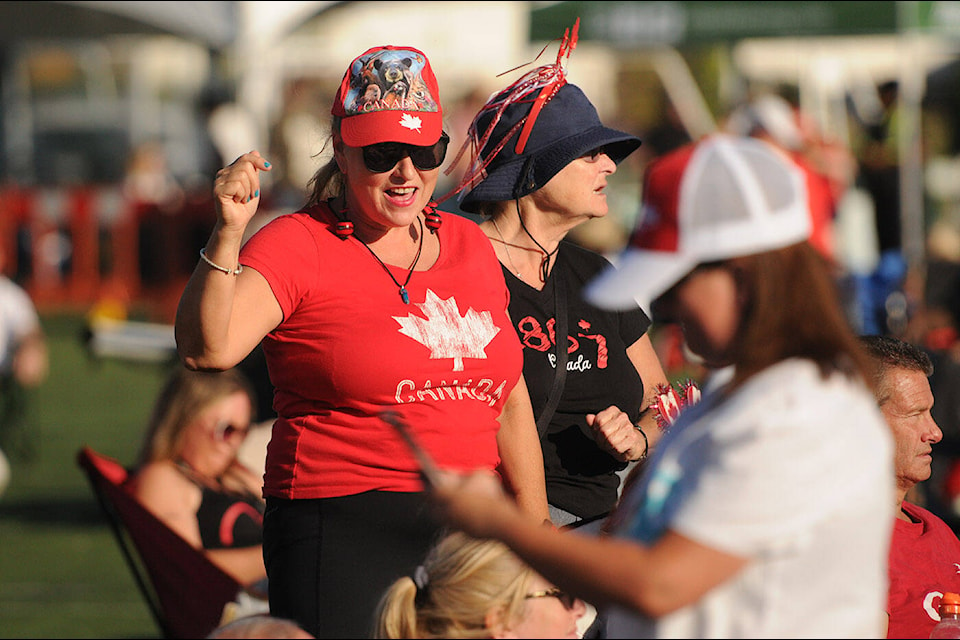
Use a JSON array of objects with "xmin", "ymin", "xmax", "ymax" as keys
[
  {"xmin": 0, "ymin": 375, "xmax": 36, "ymax": 461},
  {"xmin": 263, "ymin": 491, "xmax": 446, "ymax": 639}
]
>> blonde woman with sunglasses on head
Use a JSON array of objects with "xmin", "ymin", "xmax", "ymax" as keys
[
  {"xmin": 127, "ymin": 367, "xmax": 265, "ymax": 588},
  {"xmin": 375, "ymin": 531, "xmax": 586, "ymax": 639}
]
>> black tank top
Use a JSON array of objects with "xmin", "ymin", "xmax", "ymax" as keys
[
  {"xmin": 195, "ymin": 485, "xmax": 264, "ymax": 549},
  {"xmin": 176, "ymin": 461, "xmax": 264, "ymax": 549}
]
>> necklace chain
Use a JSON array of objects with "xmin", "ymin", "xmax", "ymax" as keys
[
  {"xmin": 354, "ymin": 215, "xmax": 424, "ymax": 304},
  {"xmin": 491, "ymin": 218, "xmax": 522, "ymax": 278},
  {"xmin": 491, "ymin": 216, "xmax": 557, "ymax": 284}
]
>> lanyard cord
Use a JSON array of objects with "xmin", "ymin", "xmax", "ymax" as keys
[{"xmin": 516, "ymin": 198, "xmax": 559, "ymax": 283}]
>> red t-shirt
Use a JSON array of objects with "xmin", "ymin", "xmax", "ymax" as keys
[
  {"xmin": 887, "ymin": 501, "xmax": 960, "ymax": 639},
  {"xmin": 240, "ymin": 204, "xmax": 522, "ymax": 499}
]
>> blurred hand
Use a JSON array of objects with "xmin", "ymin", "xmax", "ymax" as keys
[
  {"xmin": 430, "ymin": 469, "xmax": 522, "ymax": 539},
  {"xmin": 12, "ymin": 336, "xmax": 48, "ymax": 388},
  {"xmin": 213, "ymin": 151, "xmax": 272, "ymax": 232},
  {"xmin": 587, "ymin": 405, "xmax": 647, "ymax": 462},
  {"xmin": 221, "ymin": 459, "xmax": 265, "ymax": 501}
]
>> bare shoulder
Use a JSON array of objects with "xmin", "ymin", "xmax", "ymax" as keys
[
  {"xmin": 128, "ymin": 461, "xmax": 199, "ymax": 512},
  {"xmin": 127, "ymin": 460, "xmax": 204, "ymax": 544}
]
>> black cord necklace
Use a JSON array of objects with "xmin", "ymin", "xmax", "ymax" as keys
[
  {"xmin": 354, "ymin": 215, "xmax": 425, "ymax": 304},
  {"xmin": 516, "ymin": 199, "xmax": 559, "ymax": 283}
]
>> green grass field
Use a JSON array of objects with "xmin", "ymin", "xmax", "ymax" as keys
[
  {"xmin": 0, "ymin": 313, "xmax": 703, "ymax": 638},
  {"xmin": 0, "ymin": 312, "xmax": 173, "ymax": 638}
]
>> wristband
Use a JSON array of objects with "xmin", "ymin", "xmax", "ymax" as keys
[{"xmin": 634, "ymin": 424, "xmax": 649, "ymax": 460}]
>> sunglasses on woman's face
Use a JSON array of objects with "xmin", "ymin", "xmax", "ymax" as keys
[
  {"xmin": 361, "ymin": 133, "xmax": 450, "ymax": 173},
  {"xmin": 581, "ymin": 145, "xmax": 610, "ymax": 162},
  {"xmin": 525, "ymin": 588, "xmax": 577, "ymax": 610},
  {"xmin": 214, "ymin": 421, "xmax": 249, "ymax": 443}
]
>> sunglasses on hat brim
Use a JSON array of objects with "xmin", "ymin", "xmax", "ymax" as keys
[{"xmin": 362, "ymin": 133, "xmax": 449, "ymax": 173}]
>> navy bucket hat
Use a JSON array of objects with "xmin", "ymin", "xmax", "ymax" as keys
[{"xmin": 456, "ymin": 82, "xmax": 641, "ymax": 213}]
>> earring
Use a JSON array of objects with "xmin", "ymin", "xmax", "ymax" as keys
[
  {"xmin": 334, "ymin": 208, "xmax": 354, "ymax": 239},
  {"xmin": 423, "ymin": 201, "xmax": 441, "ymax": 234}
]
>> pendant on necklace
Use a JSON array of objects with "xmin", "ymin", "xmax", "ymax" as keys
[{"xmin": 351, "ymin": 214, "xmax": 424, "ymax": 306}]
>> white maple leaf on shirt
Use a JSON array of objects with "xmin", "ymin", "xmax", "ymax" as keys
[
  {"xmin": 399, "ymin": 113, "xmax": 423, "ymax": 132},
  {"xmin": 394, "ymin": 289, "xmax": 500, "ymax": 371}
]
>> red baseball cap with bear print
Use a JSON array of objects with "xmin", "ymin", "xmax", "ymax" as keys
[{"xmin": 332, "ymin": 45, "xmax": 444, "ymax": 147}]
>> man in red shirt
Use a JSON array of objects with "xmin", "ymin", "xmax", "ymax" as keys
[{"xmin": 861, "ymin": 335, "xmax": 960, "ymax": 639}]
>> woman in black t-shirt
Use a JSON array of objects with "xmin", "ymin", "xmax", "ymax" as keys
[{"xmin": 449, "ymin": 65, "xmax": 670, "ymax": 531}]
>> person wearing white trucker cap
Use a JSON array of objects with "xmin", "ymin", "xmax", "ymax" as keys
[
  {"xmin": 585, "ymin": 132, "xmax": 813, "ymax": 315},
  {"xmin": 426, "ymin": 134, "xmax": 895, "ymax": 638}
]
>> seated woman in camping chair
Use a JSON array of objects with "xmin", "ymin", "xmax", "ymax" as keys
[{"xmin": 126, "ymin": 367, "xmax": 267, "ymax": 592}]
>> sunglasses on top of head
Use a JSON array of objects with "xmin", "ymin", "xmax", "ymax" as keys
[
  {"xmin": 361, "ymin": 132, "xmax": 450, "ymax": 173},
  {"xmin": 524, "ymin": 588, "xmax": 578, "ymax": 610}
]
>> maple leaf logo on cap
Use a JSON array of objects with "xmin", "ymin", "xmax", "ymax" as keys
[{"xmin": 399, "ymin": 113, "xmax": 423, "ymax": 132}]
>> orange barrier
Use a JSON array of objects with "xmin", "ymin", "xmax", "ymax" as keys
[{"xmin": 0, "ymin": 185, "xmax": 212, "ymax": 320}]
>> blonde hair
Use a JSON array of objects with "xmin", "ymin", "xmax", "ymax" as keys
[
  {"xmin": 304, "ymin": 118, "xmax": 343, "ymax": 208},
  {"xmin": 135, "ymin": 367, "xmax": 256, "ymax": 467},
  {"xmin": 207, "ymin": 614, "xmax": 313, "ymax": 639},
  {"xmin": 374, "ymin": 531, "xmax": 535, "ymax": 638}
]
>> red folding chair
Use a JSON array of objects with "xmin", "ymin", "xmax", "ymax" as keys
[{"xmin": 77, "ymin": 445, "xmax": 244, "ymax": 639}]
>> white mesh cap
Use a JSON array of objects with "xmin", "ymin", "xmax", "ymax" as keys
[
  {"xmin": 586, "ymin": 134, "xmax": 811, "ymax": 311},
  {"xmin": 725, "ymin": 94, "xmax": 803, "ymax": 151}
]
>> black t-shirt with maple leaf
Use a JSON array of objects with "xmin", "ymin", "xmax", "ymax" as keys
[{"xmin": 504, "ymin": 241, "xmax": 650, "ymax": 519}]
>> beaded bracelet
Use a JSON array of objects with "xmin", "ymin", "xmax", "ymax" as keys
[{"xmin": 199, "ymin": 248, "xmax": 243, "ymax": 275}]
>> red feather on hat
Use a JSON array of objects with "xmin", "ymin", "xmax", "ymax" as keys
[{"xmin": 436, "ymin": 18, "xmax": 580, "ymax": 204}]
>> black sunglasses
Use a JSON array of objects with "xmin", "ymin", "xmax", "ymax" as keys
[
  {"xmin": 582, "ymin": 145, "xmax": 610, "ymax": 162},
  {"xmin": 524, "ymin": 588, "xmax": 577, "ymax": 610},
  {"xmin": 361, "ymin": 133, "xmax": 450, "ymax": 173},
  {"xmin": 214, "ymin": 421, "xmax": 249, "ymax": 442}
]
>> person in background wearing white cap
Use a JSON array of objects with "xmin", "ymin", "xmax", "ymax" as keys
[
  {"xmin": 175, "ymin": 45, "xmax": 549, "ymax": 638},
  {"xmin": 448, "ymin": 20, "xmax": 669, "ymax": 535},
  {"xmin": 724, "ymin": 92, "xmax": 840, "ymax": 264},
  {"xmin": 427, "ymin": 134, "xmax": 894, "ymax": 638}
]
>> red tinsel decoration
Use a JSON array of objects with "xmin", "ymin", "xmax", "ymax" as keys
[{"xmin": 434, "ymin": 18, "xmax": 580, "ymax": 205}]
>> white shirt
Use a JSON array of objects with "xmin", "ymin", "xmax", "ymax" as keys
[
  {"xmin": 606, "ymin": 359, "xmax": 894, "ymax": 638},
  {"xmin": 0, "ymin": 276, "xmax": 40, "ymax": 375}
]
